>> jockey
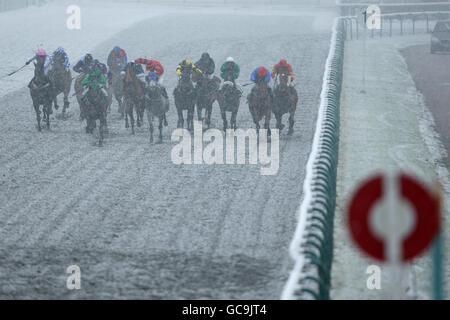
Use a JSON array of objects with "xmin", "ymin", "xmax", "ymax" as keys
[
  {"xmin": 134, "ymin": 58, "xmax": 164, "ymax": 81},
  {"xmin": 134, "ymin": 58, "xmax": 168, "ymax": 99},
  {"xmin": 81, "ymin": 65, "xmax": 108, "ymax": 101},
  {"xmin": 195, "ymin": 52, "xmax": 215, "ymax": 79},
  {"xmin": 107, "ymin": 46, "xmax": 127, "ymax": 84},
  {"xmin": 73, "ymin": 54, "xmax": 107, "ymax": 75},
  {"xmin": 220, "ymin": 57, "xmax": 240, "ymax": 82},
  {"xmin": 82, "ymin": 65, "xmax": 107, "ymax": 90},
  {"xmin": 73, "ymin": 54, "xmax": 94, "ymax": 74},
  {"xmin": 47, "ymin": 46, "xmax": 70, "ymax": 71},
  {"xmin": 80, "ymin": 65, "xmax": 108, "ymax": 123},
  {"xmin": 26, "ymin": 49, "xmax": 51, "ymax": 75},
  {"xmin": 271, "ymin": 59, "xmax": 294, "ymax": 84},
  {"xmin": 250, "ymin": 66, "xmax": 273, "ymax": 100},
  {"xmin": 26, "ymin": 49, "xmax": 54, "ymax": 114},
  {"xmin": 251, "ymin": 66, "xmax": 271, "ymax": 84},
  {"xmin": 176, "ymin": 59, "xmax": 202, "ymax": 78}
]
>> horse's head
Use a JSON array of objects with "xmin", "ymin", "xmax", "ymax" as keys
[
  {"xmin": 147, "ymin": 81, "xmax": 162, "ymax": 98},
  {"xmin": 110, "ymin": 59, "xmax": 122, "ymax": 74},
  {"xmin": 124, "ymin": 62, "xmax": 136, "ymax": 82},
  {"xmin": 179, "ymin": 72, "xmax": 193, "ymax": 92},
  {"xmin": 54, "ymin": 52, "xmax": 65, "ymax": 65},
  {"xmin": 278, "ymin": 72, "xmax": 289, "ymax": 89},
  {"xmin": 191, "ymin": 69, "xmax": 202, "ymax": 83},
  {"xmin": 223, "ymin": 71, "xmax": 235, "ymax": 83},
  {"xmin": 33, "ymin": 62, "xmax": 47, "ymax": 84}
]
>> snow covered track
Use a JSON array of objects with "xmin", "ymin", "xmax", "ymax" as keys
[
  {"xmin": 282, "ymin": 18, "xmax": 345, "ymax": 300},
  {"xmin": 0, "ymin": 4, "xmax": 333, "ymax": 299}
]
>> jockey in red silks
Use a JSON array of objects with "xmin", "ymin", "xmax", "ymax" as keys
[
  {"xmin": 134, "ymin": 58, "xmax": 164, "ymax": 82},
  {"xmin": 271, "ymin": 59, "xmax": 294, "ymax": 83},
  {"xmin": 134, "ymin": 58, "xmax": 168, "ymax": 99}
]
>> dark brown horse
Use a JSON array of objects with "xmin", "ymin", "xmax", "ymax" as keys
[
  {"xmin": 49, "ymin": 52, "xmax": 72, "ymax": 117},
  {"xmin": 192, "ymin": 70, "xmax": 220, "ymax": 129},
  {"xmin": 173, "ymin": 72, "xmax": 196, "ymax": 131},
  {"xmin": 28, "ymin": 63, "xmax": 53, "ymax": 131},
  {"xmin": 217, "ymin": 72, "xmax": 241, "ymax": 131},
  {"xmin": 247, "ymin": 79, "xmax": 272, "ymax": 135},
  {"xmin": 123, "ymin": 62, "xmax": 146, "ymax": 135},
  {"xmin": 145, "ymin": 79, "xmax": 169, "ymax": 143},
  {"xmin": 272, "ymin": 71, "xmax": 298, "ymax": 135},
  {"xmin": 81, "ymin": 86, "xmax": 108, "ymax": 146},
  {"xmin": 107, "ymin": 60, "xmax": 124, "ymax": 117}
]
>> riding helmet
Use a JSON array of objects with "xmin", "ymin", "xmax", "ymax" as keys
[
  {"xmin": 257, "ymin": 66, "xmax": 266, "ymax": 76},
  {"xmin": 36, "ymin": 49, "xmax": 47, "ymax": 56}
]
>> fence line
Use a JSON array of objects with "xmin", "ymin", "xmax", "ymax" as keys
[
  {"xmin": 0, "ymin": 0, "xmax": 48, "ymax": 13},
  {"xmin": 282, "ymin": 17, "xmax": 344, "ymax": 300},
  {"xmin": 342, "ymin": 11, "xmax": 450, "ymax": 40},
  {"xmin": 338, "ymin": 1, "xmax": 450, "ymax": 16}
]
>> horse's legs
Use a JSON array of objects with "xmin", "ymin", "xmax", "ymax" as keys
[
  {"xmin": 147, "ymin": 108, "xmax": 154, "ymax": 143},
  {"xmin": 129, "ymin": 104, "xmax": 135, "ymax": 135},
  {"xmin": 220, "ymin": 107, "xmax": 228, "ymax": 131},
  {"xmin": 288, "ymin": 102, "xmax": 296, "ymax": 136},
  {"xmin": 118, "ymin": 97, "xmax": 124, "ymax": 117},
  {"xmin": 53, "ymin": 93, "xmax": 59, "ymax": 111},
  {"xmin": 231, "ymin": 109, "xmax": 238, "ymax": 130},
  {"xmin": 34, "ymin": 102, "xmax": 42, "ymax": 132},
  {"xmin": 176, "ymin": 107, "xmax": 184, "ymax": 129},
  {"xmin": 136, "ymin": 103, "xmax": 143, "ymax": 128},
  {"xmin": 98, "ymin": 120, "xmax": 103, "ymax": 146},
  {"xmin": 275, "ymin": 111, "xmax": 283, "ymax": 131},
  {"xmin": 86, "ymin": 118, "xmax": 93, "ymax": 134},
  {"xmin": 187, "ymin": 105, "xmax": 194, "ymax": 132},
  {"xmin": 44, "ymin": 102, "xmax": 50, "ymax": 130},
  {"xmin": 99, "ymin": 112, "xmax": 107, "ymax": 146},
  {"xmin": 63, "ymin": 91, "xmax": 70, "ymax": 115},
  {"xmin": 158, "ymin": 116, "xmax": 163, "ymax": 142},
  {"xmin": 205, "ymin": 102, "xmax": 212, "ymax": 128},
  {"xmin": 124, "ymin": 99, "xmax": 130, "ymax": 128},
  {"xmin": 264, "ymin": 102, "xmax": 271, "ymax": 137},
  {"xmin": 250, "ymin": 105, "xmax": 259, "ymax": 133},
  {"xmin": 196, "ymin": 103, "xmax": 203, "ymax": 122},
  {"xmin": 64, "ymin": 78, "xmax": 72, "ymax": 115}
]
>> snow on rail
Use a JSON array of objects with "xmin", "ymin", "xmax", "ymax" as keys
[{"xmin": 281, "ymin": 17, "xmax": 342, "ymax": 300}]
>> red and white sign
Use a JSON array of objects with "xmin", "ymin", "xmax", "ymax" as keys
[{"xmin": 348, "ymin": 172, "xmax": 440, "ymax": 262}]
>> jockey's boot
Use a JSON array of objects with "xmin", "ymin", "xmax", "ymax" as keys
[{"xmin": 162, "ymin": 87, "xmax": 168, "ymax": 99}]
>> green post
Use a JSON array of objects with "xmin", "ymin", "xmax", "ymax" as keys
[{"xmin": 432, "ymin": 231, "xmax": 443, "ymax": 300}]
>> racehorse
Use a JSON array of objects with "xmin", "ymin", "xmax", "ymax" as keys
[
  {"xmin": 247, "ymin": 79, "xmax": 272, "ymax": 136},
  {"xmin": 28, "ymin": 63, "xmax": 53, "ymax": 131},
  {"xmin": 217, "ymin": 73, "xmax": 241, "ymax": 131},
  {"xmin": 144, "ymin": 75, "xmax": 169, "ymax": 143},
  {"xmin": 107, "ymin": 60, "xmax": 124, "ymax": 117},
  {"xmin": 81, "ymin": 85, "xmax": 108, "ymax": 146},
  {"xmin": 272, "ymin": 71, "xmax": 298, "ymax": 135},
  {"xmin": 123, "ymin": 62, "xmax": 146, "ymax": 135},
  {"xmin": 173, "ymin": 72, "xmax": 196, "ymax": 131},
  {"xmin": 192, "ymin": 70, "xmax": 220, "ymax": 129},
  {"xmin": 48, "ymin": 52, "xmax": 72, "ymax": 117}
]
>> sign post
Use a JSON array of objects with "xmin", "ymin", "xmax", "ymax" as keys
[{"xmin": 347, "ymin": 171, "xmax": 441, "ymax": 299}]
